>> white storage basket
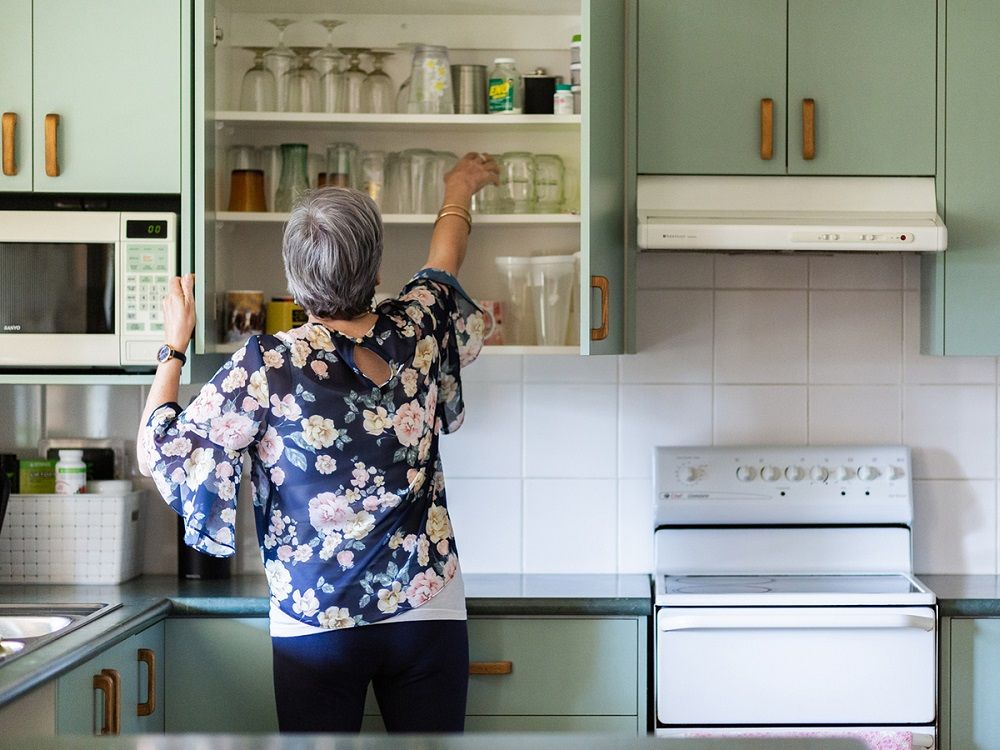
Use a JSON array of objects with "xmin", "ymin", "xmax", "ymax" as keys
[{"xmin": 0, "ymin": 491, "xmax": 143, "ymax": 584}]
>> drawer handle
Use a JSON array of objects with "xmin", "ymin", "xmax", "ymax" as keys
[
  {"xmin": 44, "ymin": 113, "xmax": 60, "ymax": 177},
  {"xmin": 469, "ymin": 661, "xmax": 513, "ymax": 675},
  {"xmin": 759, "ymin": 98, "xmax": 774, "ymax": 160},
  {"xmin": 802, "ymin": 98, "xmax": 816, "ymax": 160},
  {"xmin": 101, "ymin": 668, "xmax": 122, "ymax": 735},
  {"xmin": 93, "ymin": 674, "xmax": 115, "ymax": 736},
  {"xmin": 590, "ymin": 275, "xmax": 609, "ymax": 341},
  {"xmin": 137, "ymin": 648, "xmax": 156, "ymax": 716},
  {"xmin": 2, "ymin": 112, "xmax": 16, "ymax": 176}
]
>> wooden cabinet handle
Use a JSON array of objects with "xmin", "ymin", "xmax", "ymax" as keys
[
  {"xmin": 101, "ymin": 668, "xmax": 121, "ymax": 735},
  {"xmin": 759, "ymin": 98, "xmax": 774, "ymax": 160},
  {"xmin": 92, "ymin": 674, "xmax": 115, "ymax": 736},
  {"xmin": 590, "ymin": 275, "xmax": 609, "ymax": 341},
  {"xmin": 802, "ymin": 98, "xmax": 816, "ymax": 161},
  {"xmin": 1, "ymin": 113, "xmax": 16, "ymax": 176},
  {"xmin": 137, "ymin": 648, "xmax": 156, "ymax": 717},
  {"xmin": 469, "ymin": 661, "xmax": 513, "ymax": 675},
  {"xmin": 44, "ymin": 113, "xmax": 60, "ymax": 177}
]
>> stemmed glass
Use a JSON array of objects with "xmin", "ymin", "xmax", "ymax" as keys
[
  {"xmin": 239, "ymin": 47, "xmax": 276, "ymax": 111},
  {"xmin": 314, "ymin": 20, "xmax": 346, "ymax": 112},
  {"xmin": 362, "ymin": 51, "xmax": 396, "ymax": 113},
  {"xmin": 263, "ymin": 18, "xmax": 297, "ymax": 112},
  {"xmin": 338, "ymin": 47, "xmax": 371, "ymax": 114},
  {"xmin": 285, "ymin": 47, "xmax": 322, "ymax": 112}
]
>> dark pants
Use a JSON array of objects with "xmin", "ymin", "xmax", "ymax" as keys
[{"xmin": 271, "ymin": 619, "xmax": 469, "ymax": 733}]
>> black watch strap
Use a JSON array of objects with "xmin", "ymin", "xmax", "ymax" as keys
[{"xmin": 157, "ymin": 344, "xmax": 187, "ymax": 365}]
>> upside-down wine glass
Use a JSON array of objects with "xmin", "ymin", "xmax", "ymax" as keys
[
  {"xmin": 338, "ymin": 47, "xmax": 371, "ymax": 114},
  {"xmin": 314, "ymin": 19, "xmax": 346, "ymax": 113},
  {"xmin": 362, "ymin": 51, "xmax": 396, "ymax": 113},
  {"xmin": 238, "ymin": 47, "xmax": 277, "ymax": 111},
  {"xmin": 263, "ymin": 18, "xmax": 297, "ymax": 112},
  {"xmin": 285, "ymin": 47, "xmax": 322, "ymax": 112}
]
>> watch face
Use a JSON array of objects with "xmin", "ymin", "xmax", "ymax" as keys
[{"xmin": 157, "ymin": 344, "xmax": 172, "ymax": 363}]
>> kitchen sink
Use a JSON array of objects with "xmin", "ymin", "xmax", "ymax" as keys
[{"xmin": 0, "ymin": 603, "xmax": 120, "ymax": 665}]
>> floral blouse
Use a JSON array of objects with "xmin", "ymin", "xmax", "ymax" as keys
[{"xmin": 145, "ymin": 269, "xmax": 484, "ymax": 629}]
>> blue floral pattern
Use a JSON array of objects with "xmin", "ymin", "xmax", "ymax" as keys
[{"xmin": 145, "ymin": 269, "xmax": 484, "ymax": 628}]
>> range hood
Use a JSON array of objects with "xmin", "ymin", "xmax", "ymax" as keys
[{"xmin": 637, "ymin": 176, "xmax": 946, "ymax": 252}]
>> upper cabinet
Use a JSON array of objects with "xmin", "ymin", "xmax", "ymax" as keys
[
  {"xmin": 0, "ymin": 0, "xmax": 182, "ymax": 194},
  {"xmin": 637, "ymin": 0, "xmax": 936, "ymax": 176}
]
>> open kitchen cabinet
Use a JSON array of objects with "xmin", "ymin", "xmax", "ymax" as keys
[{"xmin": 192, "ymin": 0, "xmax": 626, "ymax": 366}]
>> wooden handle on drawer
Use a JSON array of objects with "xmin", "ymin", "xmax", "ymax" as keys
[
  {"xmin": 590, "ymin": 275, "xmax": 609, "ymax": 341},
  {"xmin": 93, "ymin": 674, "xmax": 114, "ymax": 736},
  {"xmin": 2, "ymin": 113, "xmax": 16, "ymax": 176},
  {"xmin": 44, "ymin": 113, "xmax": 60, "ymax": 177},
  {"xmin": 802, "ymin": 98, "xmax": 815, "ymax": 160},
  {"xmin": 137, "ymin": 648, "xmax": 156, "ymax": 717},
  {"xmin": 759, "ymin": 98, "xmax": 774, "ymax": 160},
  {"xmin": 469, "ymin": 661, "xmax": 513, "ymax": 675},
  {"xmin": 101, "ymin": 668, "xmax": 121, "ymax": 735}
]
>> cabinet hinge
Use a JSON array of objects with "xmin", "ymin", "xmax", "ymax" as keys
[{"xmin": 213, "ymin": 17, "xmax": 224, "ymax": 47}]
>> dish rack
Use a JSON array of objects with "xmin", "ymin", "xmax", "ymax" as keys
[{"xmin": 0, "ymin": 491, "xmax": 143, "ymax": 584}]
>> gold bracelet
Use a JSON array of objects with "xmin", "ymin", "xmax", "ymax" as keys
[
  {"xmin": 439, "ymin": 203, "xmax": 472, "ymax": 218},
  {"xmin": 434, "ymin": 210, "xmax": 472, "ymax": 234}
]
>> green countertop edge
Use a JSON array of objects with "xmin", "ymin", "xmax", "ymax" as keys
[{"xmin": 0, "ymin": 575, "xmax": 651, "ymax": 708}]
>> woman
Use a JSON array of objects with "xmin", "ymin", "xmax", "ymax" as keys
[{"xmin": 136, "ymin": 153, "xmax": 499, "ymax": 733}]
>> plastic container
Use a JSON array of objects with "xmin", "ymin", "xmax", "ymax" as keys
[
  {"xmin": 571, "ymin": 84, "xmax": 581, "ymax": 115},
  {"xmin": 529, "ymin": 255, "xmax": 576, "ymax": 346},
  {"xmin": 55, "ymin": 450, "xmax": 87, "ymax": 495},
  {"xmin": 569, "ymin": 62, "xmax": 582, "ymax": 86},
  {"xmin": 488, "ymin": 58, "xmax": 522, "ymax": 114},
  {"xmin": 570, "ymin": 34, "xmax": 582, "ymax": 64},
  {"xmin": 554, "ymin": 84, "xmax": 574, "ymax": 115},
  {"xmin": 494, "ymin": 256, "xmax": 536, "ymax": 344}
]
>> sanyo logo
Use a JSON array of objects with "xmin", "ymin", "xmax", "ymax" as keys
[{"xmin": 3, "ymin": 324, "xmax": 21, "ymax": 332}]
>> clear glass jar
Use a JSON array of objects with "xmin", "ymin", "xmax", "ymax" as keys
[
  {"xmin": 533, "ymin": 154, "xmax": 565, "ymax": 213},
  {"xmin": 407, "ymin": 45, "xmax": 454, "ymax": 114},
  {"xmin": 488, "ymin": 58, "xmax": 522, "ymax": 114},
  {"xmin": 499, "ymin": 152, "xmax": 535, "ymax": 213},
  {"xmin": 325, "ymin": 142, "xmax": 360, "ymax": 189},
  {"xmin": 274, "ymin": 143, "xmax": 310, "ymax": 212}
]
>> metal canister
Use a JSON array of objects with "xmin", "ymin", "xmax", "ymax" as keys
[
  {"xmin": 450, "ymin": 64, "xmax": 487, "ymax": 114},
  {"xmin": 523, "ymin": 68, "xmax": 560, "ymax": 114}
]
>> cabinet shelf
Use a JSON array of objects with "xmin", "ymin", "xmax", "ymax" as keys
[
  {"xmin": 208, "ymin": 342, "xmax": 576, "ymax": 356},
  {"xmin": 216, "ymin": 211, "xmax": 580, "ymax": 225},
  {"xmin": 216, "ymin": 111, "xmax": 580, "ymax": 131}
]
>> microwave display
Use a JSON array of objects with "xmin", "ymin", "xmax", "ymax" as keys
[{"xmin": 0, "ymin": 242, "xmax": 114, "ymax": 334}]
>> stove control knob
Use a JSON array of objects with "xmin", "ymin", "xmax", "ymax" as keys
[
  {"xmin": 810, "ymin": 466, "xmax": 829, "ymax": 482},
  {"xmin": 736, "ymin": 465, "xmax": 757, "ymax": 482},
  {"xmin": 836, "ymin": 465, "xmax": 856, "ymax": 481},
  {"xmin": 760, "ymin": 465, "xmax": 782, "ymax": 482},
  {"xmin": 857, "ymin": 465, "xmax": 880, "ymax": 482},
  {"xmin": 884, "ymin": 465, "xmax": 904, "ymax": 481},
  {"xmin": 678, "ymin": 465, "xmax": 702, "ymax": 484},
  {"xmin": 785, "ymin": 465, "xmax": 805, "ymax": 481}
]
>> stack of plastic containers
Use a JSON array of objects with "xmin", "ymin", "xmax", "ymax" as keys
[{"xmin": 495, "ymin": 254, "xmax": 577, "ymax": 346}]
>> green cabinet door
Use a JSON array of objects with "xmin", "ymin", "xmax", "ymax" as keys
[
  {"xmin": 124, "ymin": 622, "xmax": 165, "ymax": 734},
  {"xmin": 636, "ymin": 0, "xmax": 787, "ymax": 176},
  {"xmin": 947, "ymin": 618, "xmax": 1000, "ymax": 749},
  {"xmin": 31, "ymin": 0, "xmax": 181, "ymax": 193},
  {"xmin": 0, "ymin": 0, "xmax": 32, "ymax": 192},
  {"xmin": 787, "ymin": 0, "xmax": 936, "ymax": 175}
]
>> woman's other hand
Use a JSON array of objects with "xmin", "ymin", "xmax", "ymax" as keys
[
  {"xmin": 163, "ymin": 273, "xmax": 196, "ymax": 352},
  {"xmin": 443, "ymin": 152, "xmax": 500, "ymax": 202}
]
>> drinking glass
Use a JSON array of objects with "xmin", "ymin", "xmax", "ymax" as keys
[
  {"xmin": 259, "ymin": 145, "xmax": 283, "ymax": 212},
  {"xmin": 274, "ymin": 143, "xmax": 310, "ymax": 213},
  {"xmin": 238, "ymin": 47, "xmax": 276, "ymax": 111},
  {"xmin": 383, "ymin": 152, "xmax": 408, "ymax": 213},
  {"xmin": 407, "ymin": 45, "xmax": 454, "ymax": 114},
  {"xmin": 533, "ymin": 154, "xmax": 565, "ymax": 213},
  {"xmin": 263, "ymin": 19, "xmax": 297, "ymax": 113},
  {"xmin": 500, "ymin": 152, "xmax": 536, "ymax": 213},
  {"xmin": 314, "ymin": 19, "xmax": 345, "ymax": 113},
  {"xmin": 431, "ymin": 151, "xmax": 458, "ymax": 208},
  {"xmin": 362, "ymin": 51, "xmax": 396, "ymax": 113},
  {"xmin": 285, "ymin": 47, "xmax": 322, "ymax": 112},
  {"xmin": 338, "ymin": 48, "xmax": 371, "ymax": 114},
  {"xmin": 400, "ymin": 148, "xmax": 437, "ymax": 213},
  {"xmin": 361, "ymin": 151, "xmax": 387, "ymax": 208},
  {"xmin": 325, "ymin": 142, "xmax": 360, "ymax": 189},
  {"xmin": 228, "ymin": 144, "xmax": 260, "ymax": 173}
]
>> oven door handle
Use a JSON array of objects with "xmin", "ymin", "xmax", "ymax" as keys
[{"xmin": 660, "ymin": 612, "xmax": 935, "ymax": 632}]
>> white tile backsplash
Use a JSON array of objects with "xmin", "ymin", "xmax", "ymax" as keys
[{"xmin": 9, "ymin": 254, "xmax": 1000, "ymax": 577}]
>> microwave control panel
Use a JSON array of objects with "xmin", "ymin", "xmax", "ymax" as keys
[{"xmin": 119, "ymin": 213, "xmax": 177, "ymax": 366}]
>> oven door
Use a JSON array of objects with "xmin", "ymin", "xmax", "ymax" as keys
[{"xmin": 656, "ymin": 606, "xmax": 936, "ymax": 726}]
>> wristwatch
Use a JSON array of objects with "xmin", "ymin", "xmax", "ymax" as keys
[{"xmin": 156, "ymin": 344, "xmax": 187, "ymax": 365}]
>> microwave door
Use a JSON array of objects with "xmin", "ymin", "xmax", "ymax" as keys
[{"xmin": 0, "ymin": 241, "xmax": 120, "ymax": 366}]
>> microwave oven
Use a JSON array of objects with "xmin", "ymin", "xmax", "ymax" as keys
[{"xmin": 0, "ymin": 210, "xmax": 177, "ymax": 370}]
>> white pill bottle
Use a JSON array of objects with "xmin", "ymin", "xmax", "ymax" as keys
[{"xmin": 55, "ymin": 450, "xmax": 87, "ymax": 495}]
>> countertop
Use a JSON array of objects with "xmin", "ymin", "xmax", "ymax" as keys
[
  {"xmin": 919, "ymin": 574, "xmax": 1000, "ymax": 616},
  {"xmin": 0, "ymin": 574, "xmax": 650, "ymax": 707}
]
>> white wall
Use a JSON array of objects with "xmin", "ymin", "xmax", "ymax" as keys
[{"xmin": 2, "ymin": 252, "xmax": 996, "ymax": 577}]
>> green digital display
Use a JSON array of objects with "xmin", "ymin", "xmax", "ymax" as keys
[{"xmin": 126, "ymin": 220, "xmax": 168, "ymax": 239}]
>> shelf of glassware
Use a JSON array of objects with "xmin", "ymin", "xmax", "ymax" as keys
[
  {"xmin": 207, "ymin": 342, "xmax": 576, "ymax": 356},
  {"xmin": 215, "ymin": 112, "xmax": 581, "ymax": 131},
  {"xmin": 216, "ymin": 212, "xmax": 580, "ymax": 225}
]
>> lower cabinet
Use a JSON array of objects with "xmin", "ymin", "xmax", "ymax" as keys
[
  {"xmin": 56, "ymin": 621, "xmax": 164, "ymax": 735},
  {"xmin": 163, "ymin": 615, "xmax": 648, "ymax": 733},
  {"xmin": 0, "ymin": 681, "xmax": 57, "ymax": 736},
  {"xmin": 940, "ymin": 616, "xmax": 1000, "ymax": 750}
]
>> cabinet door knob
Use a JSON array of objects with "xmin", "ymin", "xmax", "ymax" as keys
[
  {"xmin": 802, "ymin": 98, "xmax": 816, "ymax": 160},
  {"xmin": 92, "ymin": 673, "xmax": 115, "ymax": 736},
  {"xmin": 137, "ymin": 648, "xmax": 157, "ymax": 717},
  {"xmin": 590, "ymin": 275, "xmax": 609, "ymax": 341},
  {"xmin": 1, "ymin": 113, "xmax": 17, "ymax": 176},
  {"xmin": 759, "ymin": 98, "xmax": 774, "ymax": 160},
  {"xmin": 469, "ymin": 661, "xmax": 513, "ymax": 675},
  {"xmin": 44, "ymin": 113, "xmax": 60, "ymax": 177},
  {"xmin": 100, "ymin": 668, "xmax": 122, "ymax": 735}
]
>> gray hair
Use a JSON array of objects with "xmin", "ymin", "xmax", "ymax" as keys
[{"xmin": 282, "ymin": 187, "xmax": 383, "ymax": 319}]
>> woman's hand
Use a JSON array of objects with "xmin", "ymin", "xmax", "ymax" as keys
[
  {"xmin": 162, "ymin": 273, "xmax": 196, "ymax": 352},
  {"xmin": 443, "ymin": 152, "xmax": 500, "ymax": 203}
]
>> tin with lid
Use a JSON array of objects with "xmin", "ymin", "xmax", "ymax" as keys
[{"xmin": 523, "ymin": 68, "xmax": 560, "ymax": 114}]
